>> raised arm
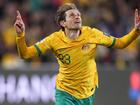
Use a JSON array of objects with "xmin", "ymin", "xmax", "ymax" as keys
[
  {"xmin": 113, "ymin": 9, "xmax": 140, "ymax": 49},
  {"xmin": 14, "ymin": 10, "xmax": 38, "ymax": 59}
]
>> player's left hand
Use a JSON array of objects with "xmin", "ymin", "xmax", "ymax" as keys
[{"xmin": 134, "ymin": 9, "xmax": 140, "ymax": 30}]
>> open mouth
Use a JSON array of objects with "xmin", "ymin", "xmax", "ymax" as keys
[{"xmin": 75, "ymin": 21, "xmax": 81, "ymax": 24}]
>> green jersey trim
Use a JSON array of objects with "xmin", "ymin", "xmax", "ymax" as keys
[
  {"xmin": 34, "ymin": 45, "xmax": 42, "ymax": 56},
  {"xmin": 108, "ymin": 38, "xmax": 116, "ymax": 48}
]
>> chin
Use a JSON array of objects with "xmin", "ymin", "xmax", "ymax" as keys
[{"xmin": 73, "ymin": 25, "xmax": 82, "ymax": 30}]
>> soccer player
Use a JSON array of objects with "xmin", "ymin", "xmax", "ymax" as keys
[{"xmin": 14, "ymin": 3, "xmax": 140, "ymax": 105}]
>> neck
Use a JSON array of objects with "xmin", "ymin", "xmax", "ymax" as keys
[{"xmin": 64, "ymin": 28, "xmax": 80, "ymax": 40}]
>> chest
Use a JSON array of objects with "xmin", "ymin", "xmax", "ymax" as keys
[{"xmin": 53, "ymin": 41, "xmax": 97, "ymax": 63}]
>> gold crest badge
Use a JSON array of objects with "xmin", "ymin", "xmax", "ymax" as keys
[{"xmin": 82, "ymin": 44, "xmax": 89, "ymax": 50}]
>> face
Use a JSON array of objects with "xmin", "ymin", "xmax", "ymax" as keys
[{"xmin": 61, "ymin": 9, "xmax": 82, "ymax": 30}]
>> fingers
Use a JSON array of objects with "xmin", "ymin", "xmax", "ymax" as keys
[
  {"xmin": 16, "ymin": 10, "xmax": 21, "ymax": 16},
  {"xmin": 135, "ymin": 9, "xmax": 139, "ymax": 24},
  {"xmin": 135, "ymin": 9, "xmax": 139, "ymax": 18},
  {"xmin": 15, "ymin": 22, "xmax": 22, "ymax": 29},
  {"xmin": 16, "ymin": 10, "xmax": 23, "ymax": 27},
  {"xmin": 15, "ymin": 11, "xmax": 23, "ymax": 28},
  {"xmin": 14, "ymin": 21, "xmax": 22, "ymax": 30},
  {"xmin": 14, "ymin": 10, "xmax": 25, "ymax": 34},
  {"xmin": 16, "ymin": 10, "xmax": 22, "ymax": 20},
  {"xmin": 134, "ymin": 9, "xmax": 140, "ymax": 29}
]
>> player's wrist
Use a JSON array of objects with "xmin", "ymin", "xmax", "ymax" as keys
[
  {"xmin": 135, "ymin": 27, "xmax": 140, "ymax": 31},
  {"xmin": 134, "ymin": 25, "xmax": 140, "ymax": 30},
  {"xmin": 17, "ymin": 32, "xmax": 25, "ymax": 37},
  {"xmin": 133, "ymin": 27, "xmax": 140, "ymax": 36}
]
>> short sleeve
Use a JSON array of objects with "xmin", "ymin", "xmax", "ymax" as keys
[
  {"xmin": 35, "ymin": 35, "xmax": 53, "ymax": 55},
  {"xmin": 90, "ymin": 28, "xmax": 116, "ymax": 47}
]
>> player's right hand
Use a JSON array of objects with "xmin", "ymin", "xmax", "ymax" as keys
[
  {"xmin": 134, "ymin": 9, "xmax": 140, "ymax": 30},
  {"xmin": 14, "ymin": 10, "xmax": 25, "ymax": 36}
]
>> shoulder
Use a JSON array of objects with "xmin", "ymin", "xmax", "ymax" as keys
[
  {"xmin": 44, "ymin": 30, "xmax": 62, "ymax": 40},
  {"xmin": 81, "ymin": 26, "xmax": 104, "ymax": 37},
  {"xmin": 81, "ymin": 26, "xmax": 92, "ymax": 31},
  {"xmin": 81, "ymin": 26, "xmax": 102, "ymax": 33}
]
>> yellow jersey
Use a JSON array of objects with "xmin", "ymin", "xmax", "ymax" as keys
[{"xmin": 35, "ymin": 26, "xmax": 115, "ymax": 99}]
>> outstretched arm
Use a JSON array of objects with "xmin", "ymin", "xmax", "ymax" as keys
[
  {"xmin": 113, "ymin": 9, "xmax": 140, "ymax": 49},
  {"xmin": 14, "ymin": 10, "xmax": 37, "ymax": 59}
]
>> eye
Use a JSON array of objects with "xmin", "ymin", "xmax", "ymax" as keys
[
  {"xmin": 69, "ymin": 13, "xmax": 81, "ymax": 18},
  {"xmin": 69, "ymin": 13, "xmax": 75, "ymax": 17},
  {"xmin": 77, "ymin": 13, "xmax": 81, "ymax": 17}
]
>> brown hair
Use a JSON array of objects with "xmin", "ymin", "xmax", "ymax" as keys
[{"xmin": 55, "ymin": 3, "xmax": 78, "ymax": 30}]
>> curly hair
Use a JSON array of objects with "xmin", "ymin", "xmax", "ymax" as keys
[{"xmin": 55, "ymin": 3, "xmax": 78, "ymax": 30}]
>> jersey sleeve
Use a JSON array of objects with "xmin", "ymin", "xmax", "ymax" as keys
[
  {"xmin": 16, "ymin": 34, "xmax": 38, "ymax": 59},
  {"xmin": 34, "ymin": 34, "xmax": 54, "ymax": 56},
  {"xmin": 90, "ymin": 28, "xmax": 116, "ymax": 47}
]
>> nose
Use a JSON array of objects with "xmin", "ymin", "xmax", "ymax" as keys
[{"xmin": 75, "ymin": 15, "xmax": 81, "ymax": 20}]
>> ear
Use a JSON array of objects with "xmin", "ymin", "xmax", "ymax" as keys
[{"xmin": 60, "ymin": 20, "xmax": 66, "ymax": 27}]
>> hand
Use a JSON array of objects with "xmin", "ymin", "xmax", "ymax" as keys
[
  {"xmin": 14, "ymin": 10, "xmax": 25, "ymax": 36},
  {"xmin": 134, "ymin": 9, "xmax": 140, "ymax": 30}
]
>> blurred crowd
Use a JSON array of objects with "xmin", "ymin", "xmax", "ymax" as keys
[{"xmin": 0, "ymin": 0, "xmax": 140, "ymax": 70}]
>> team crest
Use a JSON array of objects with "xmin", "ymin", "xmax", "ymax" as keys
[{"xmin": 82, "ymin": 44, "xmax": 89, "ymax": 50}]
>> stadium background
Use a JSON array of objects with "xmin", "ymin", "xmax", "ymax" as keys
[{"xmin": 0, "ymin": 0, "xmax": 140, "ymax": 105}]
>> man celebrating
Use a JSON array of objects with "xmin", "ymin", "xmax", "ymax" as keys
[{"xmin": 15, "ymin": 3, "xmax": 140, "ymax": 105}]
